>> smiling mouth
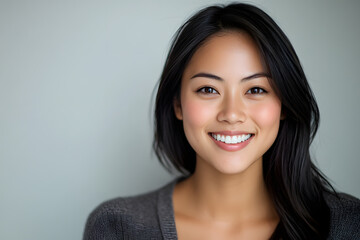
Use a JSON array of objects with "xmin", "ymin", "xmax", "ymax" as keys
[{"xmin": 210, "ymin": 133, "xmax": 253, "ymax": 144}]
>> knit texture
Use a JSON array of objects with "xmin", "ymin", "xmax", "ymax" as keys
[{"xmin": 83, "ymin": 179, "xmax": 360, "ymax": 239}]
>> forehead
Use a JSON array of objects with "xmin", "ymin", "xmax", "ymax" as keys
[{"xmin": 183, "ymin": 31, "xmax": 265, "ymax": 79}]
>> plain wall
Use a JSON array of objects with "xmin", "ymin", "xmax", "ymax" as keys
[{"xmin": 0, "ymin": 0, "xmax": 359, "ymax": 239}]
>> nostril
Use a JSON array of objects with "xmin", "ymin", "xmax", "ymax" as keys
[{"xmin": 217, "ymin": 109, "xmax": 246, "ymax": 123}]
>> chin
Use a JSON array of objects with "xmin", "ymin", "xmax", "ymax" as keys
[
  {"xmin": 216, "ymin": 165, "xmax": 251, "ymax": 175},
  {"xmin": 209, "ymin": 158, "xmax": 258, "ymax": 176},
  {"xmin": 212, "ymin": 155, "xmax": 262, "ymax": 175}
]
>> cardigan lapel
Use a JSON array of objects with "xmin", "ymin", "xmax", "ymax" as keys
[{"xmin": 157, "ymin": 179, "xmax": 179, "ymax": 240}]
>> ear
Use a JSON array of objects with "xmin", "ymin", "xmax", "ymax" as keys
[{"xmin": 173, "ymin": 98, "xmax": 183, "ymax": 120}]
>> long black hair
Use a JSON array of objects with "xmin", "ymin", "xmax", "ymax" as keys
[{"xmin": 153, "ymin": 3, "xmax": 334, "ymax": 239}]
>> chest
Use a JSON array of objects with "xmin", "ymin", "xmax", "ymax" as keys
[{"xmin": 175, "ymin": 214, "xmax": 278, "ymax": 240}]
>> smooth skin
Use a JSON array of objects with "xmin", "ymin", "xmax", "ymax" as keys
[{"xmin": 173, "ymin": 31, "xmax": 282, "ymax": 239}]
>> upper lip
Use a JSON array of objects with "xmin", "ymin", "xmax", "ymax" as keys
[{"xmin": 210, "ymin": 131, "xmax": 253, "ymax": 136}]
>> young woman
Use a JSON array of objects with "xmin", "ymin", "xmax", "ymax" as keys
[{"xmin": 84, "ymin": 3, "xmax": 360, "ymax": 239}]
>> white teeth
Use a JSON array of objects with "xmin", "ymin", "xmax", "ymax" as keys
[{"xmin": 211, "ymin": 133, "xmax": 252, "ymax": 144}]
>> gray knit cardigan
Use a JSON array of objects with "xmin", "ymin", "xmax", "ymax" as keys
[{"xmin": 83, "ymin": 179, "xmax": 360, "ymax": 239}]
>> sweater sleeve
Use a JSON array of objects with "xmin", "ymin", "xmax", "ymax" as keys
[
  {"xmin": 326, "ymin": 193, "xmax": 360, "ymax": 239},
  {"xmin": 83, "ymin": 188, "xmax": 166, "ymax": 240},
  {"xmin": 83, "ymin": 199, "xmax": 126, "ymax": 240}
]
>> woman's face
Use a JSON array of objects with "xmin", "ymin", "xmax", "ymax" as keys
[{"xmin": 174, "ymin": 31, "xmax": 282, "ymax": 175}]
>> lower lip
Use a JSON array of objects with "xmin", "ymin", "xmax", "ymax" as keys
[{"xmin": 209, "ymin": 134, "xmax": 253, "ymax": 152}]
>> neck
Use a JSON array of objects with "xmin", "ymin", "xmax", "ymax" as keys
[{"xmin": 174, "ymin": 158, "xmax": 278, "ymax": 222}]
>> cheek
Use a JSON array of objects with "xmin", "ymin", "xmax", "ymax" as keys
[
  {"xmin": 181, "ymin": 98, "xmax": 215, "ymax": 129},
  {"xmin": 250, "ymin": 100, "xmax": 282, "ymax": 128}
]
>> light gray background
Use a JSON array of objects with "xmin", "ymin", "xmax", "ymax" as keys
[{"xmin": 1, "ymin": 0, "xmax": 359, "ymax": 239}]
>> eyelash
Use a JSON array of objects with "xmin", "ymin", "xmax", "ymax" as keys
[
  {"xmin": 196, "ymin": 86, "xmax": 267, "ymax": 95},
  {"xmin": 246, "ymin": 87, "xmax": 267, "ymax": 95},
  {"xmin": 196, "ymin": 87, "xmax": 219, "ymax": 94}
]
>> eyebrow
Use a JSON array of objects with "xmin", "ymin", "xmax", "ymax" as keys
[{"xmin": 190, "ymin": 72, "xmax": 270, "ymax": 82}]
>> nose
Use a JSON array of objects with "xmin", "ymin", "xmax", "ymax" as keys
[{"xmin": 217, "ymin": 94, "xmax": 246, "ymax": 124}]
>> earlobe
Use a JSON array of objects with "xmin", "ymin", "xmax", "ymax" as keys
[{"xmin": 173, "ymin": 98, "xmax": 183, "ymax": 120}]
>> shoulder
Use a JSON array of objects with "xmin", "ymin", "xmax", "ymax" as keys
[
  {"xmin": 83, "ymin": 180, "xmax": 176, "ymax": 240},
  {"xmin": 325, "ymin": 192, "xmax": 360, "ymax": 239}
]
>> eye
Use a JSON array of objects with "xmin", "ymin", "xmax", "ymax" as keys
[
  {"xmin": 246, "ymin": 87, "xmax": 267, "ymax": 95},
  {"xmin": 197, "ymin": 87, "xmax": 219, "ymax": 94}
]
